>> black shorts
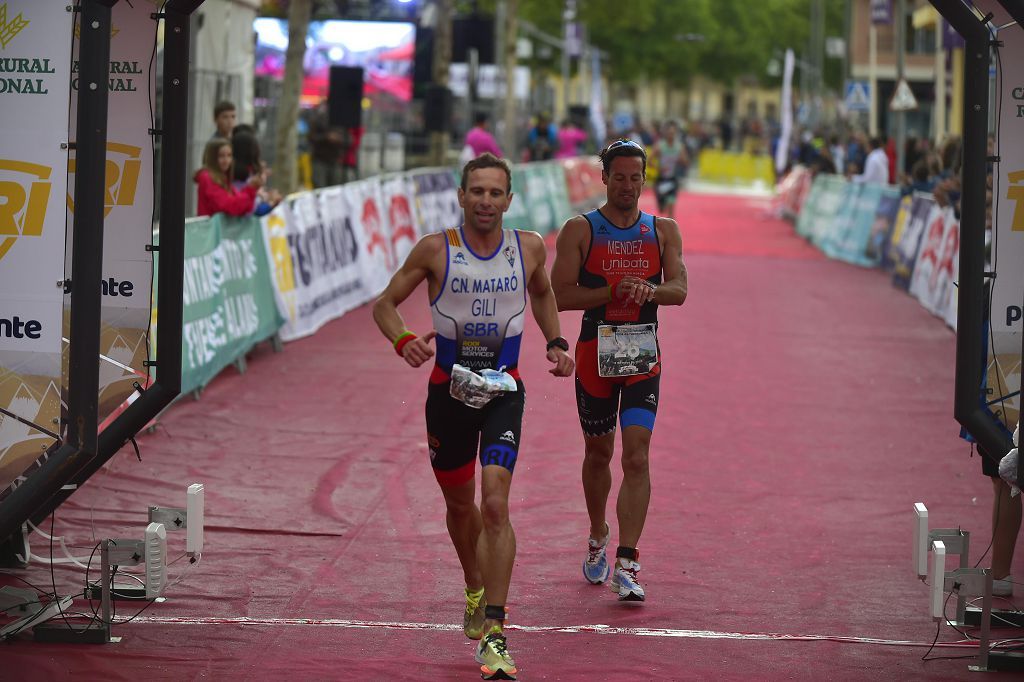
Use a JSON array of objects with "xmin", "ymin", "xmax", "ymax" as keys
[
  {"xmin": 425, "ymin": 379, "xmax": 525, "ymax": 487},
  {"xmin": 654, "ymin": 177, "xmax": 679, "ymax": 207},
  {"xmin": 979, "ymin": 444, "xmax": 1003, "ymax": 478}
]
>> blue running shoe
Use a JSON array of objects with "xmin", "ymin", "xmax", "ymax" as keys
[
  {"xmin": 610, "ymin": 556, "xmax": 645, "ymax": 602},
  {"xmin": 582, "ymin": 525, "xmax": 611, "ymax": 584}
]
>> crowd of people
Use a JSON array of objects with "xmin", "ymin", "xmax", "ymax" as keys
[
  {"xmin": 780, "ymin": 126, "xmax": 994, "ymax": 234},
  {"xmin": 194, "ymin": 100, "xmax": 283, "ymax": 218}
]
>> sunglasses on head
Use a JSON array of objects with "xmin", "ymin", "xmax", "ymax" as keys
[{"xmin": 606, "ymin": 139, "xmax": 646, "ymax": 155}]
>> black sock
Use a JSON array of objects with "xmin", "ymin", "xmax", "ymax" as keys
[
  {"xmin": 615, "ymin": 546, "xmax": 638, "ymax": 561},
  {"xmin": 484, "ymin": 604, "xmax": 505, "ymax": 622}
]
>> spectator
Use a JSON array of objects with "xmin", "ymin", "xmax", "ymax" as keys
[
  {"xmin": 554, "ymin": 118, "xmax": 588, "ymax": 159},
  {"xmin": 464, "ymin": 112, "xmax": 503, "ymax": 159},
  {"xmin": 718, "ymin": 115, "xmax": 734, "ymax": 151},
  {"xmin": 212, "ymin": 100, "xmax": 236, "ymax": 140},
  {"xmin": 194, "ymin": 137, "xmax": 262, "ymax": 217},
  {"xmin": 527, "ymin": 113, "xmax": 558, "ymax": 161},
  {"xmin": 846, "ymin": 131, "xmax": 867, "ymax": 175},
  {"xmin": 851, "ymin": 136, "xmax": 889, "ymax": 184},
  {"xmin": 307, "ymin": 100, "xmax": 345, "ymax": 188},
  {"xmin": 885, "ymin": 136, "xmax": 897, "ymax": 185},
  {"xmin": 829, "ymin": 135, "xmax": 845, "ymax": 177},
  {"xmin": 341, "ymin": 125, "xmax": 364, "ymax": 183},
  {"xmin": 810, "ymin": 144, "xmax": 837, "ymax": 177},
  {"xmin": 231, "ymin": 129, "xmax": 282, "ymax": 217}
]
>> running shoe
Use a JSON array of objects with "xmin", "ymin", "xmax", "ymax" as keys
[
  {"xmin": 583, "ymin": 525, "xmax": 611, "ymax": 584},
  {"xmin": 610, "ymin": 556, "xmax": 645, "ymax": 602},
  {"xmin": 475, "ymin": 627, "xmax": 517, "ymax": 680},
  {"xmin": 463, "ymin": 587, "xmax": 487, "ymax": 640}
]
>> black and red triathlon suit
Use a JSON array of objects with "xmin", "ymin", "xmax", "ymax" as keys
[{"xmin": 575, "ymin": 208, "xmax": 663, "ymax": 437}]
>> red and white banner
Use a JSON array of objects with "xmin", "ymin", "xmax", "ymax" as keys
[{"xmin": 908, "ymin": 205, "xmax": 959, "ymax": 322}]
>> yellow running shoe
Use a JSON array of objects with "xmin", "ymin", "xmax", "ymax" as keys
[
  {"xmin": 463, "ymin": 587, "xmax": 486, "ymax": 640},
  {"xmin": 475, "ymin": 627, "xmax": 517, "ymax": 680}
]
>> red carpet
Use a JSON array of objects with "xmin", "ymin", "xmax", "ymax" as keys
[{"xmin": 2, "ymin": 189, "xmax": 1009, "ymax": 680}]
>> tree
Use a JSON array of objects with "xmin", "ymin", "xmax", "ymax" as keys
[{"xmin": 272, "ymin": 0, "xmax": 312, "ymax": 196}]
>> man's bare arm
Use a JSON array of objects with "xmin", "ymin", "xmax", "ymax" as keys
[
  {"xmin": 372, "ymin": 234, "xmax": 443, "ymax": 366},
  {"xmin": 550, "ymin": 216, "xmax": 613, "ymax": 311},
  {"xmin": 523, "ymin": 232, "xmax": 574, "ymax": 377},
  {"xmin": 653, "ymin": 218, "xmax": 687, "ymax": 306}
]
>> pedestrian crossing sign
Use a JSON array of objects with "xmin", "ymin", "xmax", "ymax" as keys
[
  {"xmin": 844, "ymin": 81, "xmax": 870, "ymax": 112},
  {"xmin": 890, "ymin": 79, "xmax": 918, "ymax": 112}
]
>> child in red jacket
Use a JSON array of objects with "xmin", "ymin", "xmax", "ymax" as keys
[{"xmin": 195, "ymin": 137, "xmax": 263, "ymax": 217}]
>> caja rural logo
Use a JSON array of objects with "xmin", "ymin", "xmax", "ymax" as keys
[
  {"xmin": 0, "ymin": 3, "xmax": 29, "ymax": 49},
  {"xmin": 1, "ymin": 142, "xmax": 144, "ymax": 263},
  {"xmin": 1010, "ymin": 170, "xmax": 1024, "ymax": 232},
  {"xmin": 0, "ymin": 159, "xmax": 50, "ymax": 262},
  {"xmin": 67, "ymin": 142, "xmax": 143, "ymax": 217}
]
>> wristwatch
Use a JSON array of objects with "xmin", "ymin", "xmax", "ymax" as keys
[{"xmin": 546, "ymin": 336, "xmax": 570, "ymax": 352}]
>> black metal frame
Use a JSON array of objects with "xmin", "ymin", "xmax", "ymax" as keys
[
  {"xmin": 927, "ymin": 0, "xmax": 1013, "ymax": 461},
  {"xmin": 0, "ymin": 0, "xmax": 205, "ymax": 547}
]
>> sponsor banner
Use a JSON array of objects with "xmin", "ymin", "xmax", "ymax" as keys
[
  {"xmin": 342, "ymin": 177, "xmax": 393, "ymax": 297},
  {"xmin": 823, "ymin": 183, "xmax": 888, "ymax": 267},
  {"xmin": 981, "ymin": 1, "xmax": 1023, "ymax": 430},
  {"xmin": 66, "ymin": 2, "xmax": 155, "ymax": 328},
  {"xmin": 0, "ymin": 368, "xmax": 61, "ymax": 496},
  {"xmin": 909, "ymin": 206, "xmax": 960, "ymax": 320},
  {"xmin": 866, "ymin": 190, "xmax": 903, "ymax": 267},
  {"xmin": 815, "ymin": 180, "xmax": 858, "ymax": 252},
  {"xmin": 62, "ymin": 2, "xmax": 157, "ymax": 428},
  {"xmin": 0, "ymin": 1, "xmax": 74, "ymax": 492},
  {"xmin": 795, "ymin": 175, "xmax": 845, "ymax": 242},
  {"xmin": 776, "ymin": 165, "xmax": 811, "ymax": 219},
  {"xmin": 512, "ymin": 162, "xmax": 572, "ymax": 235},
  {"xmin": 179, "ymin": 214, "xmax": 283, "ymax": 394},
  {"xmin": 880, "ymin": 194, "xmax": 913, "ymax": 272},
  {"xmin": 504, "ymin": 166, "xmax": 531, "ymax": 228},
  {"xmin": 263, "ymin": 189, "xmax": 369, "ymax": 342},
  {"xmin": 984, "ymin": 352, "xmax": 1019, "ymax": 435},
  {"xmin": 560, "ymin": 156, "xmax": 605, "ymax": 214},
  {"xmin": 408, "ymin": 168, "xmax": 462, "ymax": 235},
  {"xmin": 379, "ymin": 173, "xmax": 420, "ymax": 265},
  {"xmin": 540, "ymin": 162, "xmax": 574, "ymax": 231},
  {"xmin": 0, "ymin": 1, "xmax": 72, "ymax": 362},
  {"xmin": 890, "ymin": 193, "xmax": 934, "ymax": 291}
]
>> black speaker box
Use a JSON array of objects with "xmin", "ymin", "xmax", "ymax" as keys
[
  {"xmin": 329, "ymin": 66, "xmax": 364, "ymax": 128},
  {"xmin": 452, "ymin": 16, "xmax": 495, "ymax": 64},
  {"xmin": 424, "ymin": 84, "xmax": 452, "ymax": 133},
  {"xmin": 568, "ymin": 105, "xmax": 590, "ymax": 126}
]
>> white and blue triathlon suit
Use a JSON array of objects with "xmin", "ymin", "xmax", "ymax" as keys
[{"xmin": 426, "ymin": 226, "xmax": 528, "ymax": 487}]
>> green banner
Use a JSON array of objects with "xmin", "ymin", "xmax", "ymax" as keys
[
  {"xmin": 507, "ymin": 162, "xmax": 573, "ymax": 235},
  {"xmin": 176, "ymin": 214, "xmax": 284, "ymax": 394}
]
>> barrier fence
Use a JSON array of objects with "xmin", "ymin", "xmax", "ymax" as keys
[
  {"xmin": 157, "ymin": 157, "xmax": 606, "ymax": 400},
  {"xmin": 778, "ymin": 165, "xmax": 1015, "ymax": 433}
]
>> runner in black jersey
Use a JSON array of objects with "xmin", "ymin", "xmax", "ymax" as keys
[
  {"xmin": 550, "ymin": 139, "xmax": 688, "ymax": 602},
  {"xmin": 374, "ymin": 153, "xmax": 573, "ymax": 679}
]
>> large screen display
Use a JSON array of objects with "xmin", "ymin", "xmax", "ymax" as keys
[{"xmin": 254, "ymin": 19, "xmax": 416, "ymax": 107}]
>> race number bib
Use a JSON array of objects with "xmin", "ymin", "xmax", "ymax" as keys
[{"xmin": 597, "ymin": 323, "xmax": 658, "ymax": 377}]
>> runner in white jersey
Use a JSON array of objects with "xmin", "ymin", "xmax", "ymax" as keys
[{"xmin": 373, "ymin": 153, "xmax": 574, "ymax": 680}]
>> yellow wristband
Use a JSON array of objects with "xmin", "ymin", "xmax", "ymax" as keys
[{"xmin": 608, "ymin": 284, "xmax": 614, "ymax": 302}]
